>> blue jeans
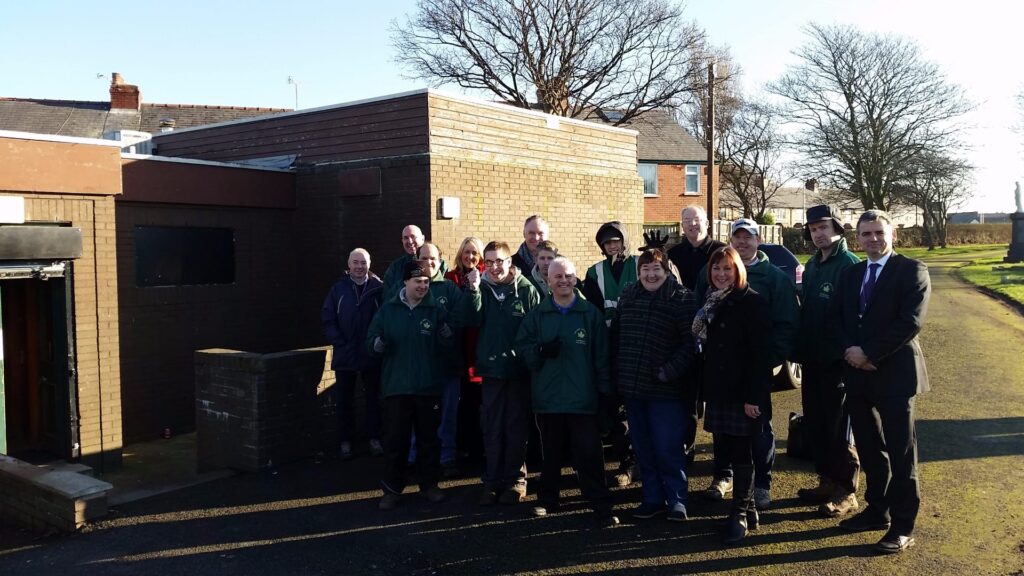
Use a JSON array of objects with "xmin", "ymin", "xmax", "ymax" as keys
[
  {"xmin": 625, "ymin": 398, "xmax": 689, "ymax": 508},
  {"xmin": 713, "ymin": 401, "xmax": 775, "ymax": 490},
  {"xmin": 409, "ymin": 375, "xmax": 461, "ymax": 465}
]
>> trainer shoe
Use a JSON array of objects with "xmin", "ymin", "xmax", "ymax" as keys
[
  {"xmin": 704, "ymin": 478, "xmax": 733, "ymax": 500},
  {"xmin": 820, "ymin": 492, "xmax": 859, "ymax": 517},
  {"xmin": 753, "ymin": 487, "xmax": 771, "ymax": 510},
  {"xmin": 666, "ymin": 503, "xmax": 688, "ymax": 522},
  {"xmin": 339, "ymin": 442, "xmax": 353, "ymax": 461},
  {"xmin": 614, "ymin": 465, "xmax": 637, "ymax": 487},
  {"xmin": 498, "ymin": 487, "xmax": 526, "ymax": 505},
  {"xmin": 368, "ymin": 438, "xmax": 384, "ymax": 457},
  {"xmin": 631, "ymin": 503, "xmax": 668, "ymax": 519}
]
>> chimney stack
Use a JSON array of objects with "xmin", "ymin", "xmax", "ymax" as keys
[{"xmin": 109, "ymin": 72, "xmax": 141, "ymax": 111}]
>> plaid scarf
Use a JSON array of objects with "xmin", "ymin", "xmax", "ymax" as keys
[{"xmin": 692, "ymin": 287, "xmax": 732, "ymax": 349}]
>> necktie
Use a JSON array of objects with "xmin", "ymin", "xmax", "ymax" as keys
[{"xmin": 859, "ymin": 263, "xmax": 880, "ymax": 314}]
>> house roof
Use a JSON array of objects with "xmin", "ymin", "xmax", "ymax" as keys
[
  {"xmin": 0, "ymin": 97, "xmax": 288, "ymax": 139},
  {"xmin": 585, "ymin": 108, "xmax": 706, "ymax": 163}
]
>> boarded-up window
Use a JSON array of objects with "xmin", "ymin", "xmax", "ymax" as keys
[{"xmin": 134, "ymin": 226, "xmax": 235, "ymax": 287}]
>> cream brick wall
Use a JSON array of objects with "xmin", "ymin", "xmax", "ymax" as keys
[{"xmin": 17, "ymin": 194, "xmax": 122, "ymax": 469}]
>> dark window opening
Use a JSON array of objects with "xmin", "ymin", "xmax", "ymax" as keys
[{"xmin": 134, "ymin": 226, "xmax": 235, "ymax": 287}]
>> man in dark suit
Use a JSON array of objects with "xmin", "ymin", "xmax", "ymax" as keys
[{"xmin": 834, "ymin": 210, "xmax": 930, "ymax": 554}]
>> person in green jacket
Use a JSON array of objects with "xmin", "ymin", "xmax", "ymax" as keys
[
  {"xmin": 528, "ymin": 240, "xmax": 559, "ymax": 295},
  {"xmin": 406, "ymin": 243, "xmax": 464, "ymax": 477},
  {"xmin": 367, "ymin": 260, "xmax": 454, "ymax": 511},
  {"xmin": 462, "ymin": 241, "xmax": 541, "ymax": 505},
  {"xmin": 793, "ymin": 205, "xmax": 862, "ymax": 518},
  {"xmin": 381, "ymin": 224, "xmax": 449, "ymax": 300},
  {"xmin": 694, "ymin": 218, "xmax": 799, "ymax": 510},
  {"xmin": 516, "ymin": 256, "xmax": 619, "ymax": 527},
  {"xmin": 582, "ymin": 220, "xmax": 639, "ymax": 488}
]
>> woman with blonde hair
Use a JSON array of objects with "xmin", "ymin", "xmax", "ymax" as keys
[{"xmin": 445, "ymin": 236, "xmax": 487, "ymax": 460}]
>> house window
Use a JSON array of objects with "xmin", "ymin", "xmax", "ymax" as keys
[
  {"xmin": 135, "ymin": 226, "xmax": 235, "ymax": 287},
  {"xmin": 685, "ymin": 165, "xmax": 700, "ymax": 196},
  {"xmin": 773, "ymin": 208, "xmax": 788, "ymax": 223},
  {"xmin": 638, "ymin": 163, "xmax": 658, "ymax": 197}
]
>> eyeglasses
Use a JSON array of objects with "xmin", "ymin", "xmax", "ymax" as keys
[{"xmin": 484, "ymin": 258, "xmax": 510, "ymax": 268}]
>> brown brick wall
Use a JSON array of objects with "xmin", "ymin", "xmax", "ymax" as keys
[
  {"xmin": 643, "ymin": 164, "xmax": 719, "ymax": 224},
  {"xmin": 17, "ymin": 194, "xmax": 122, "ymax": 470},
  {"xmin": 428, "ymin": 155, "xmax": 645, "ymax": 271},
  {"xmin": 115, "ymin": 202, "xmax": 300, "ymax": 443},
  {"xmin": 292, "ymin": 156, "xmax": 432, "ymax": 348}
]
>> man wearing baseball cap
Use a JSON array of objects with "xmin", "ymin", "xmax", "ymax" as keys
[{"xmin": 793, "ymin": 205, "xmax": 862, "ymax": 517}]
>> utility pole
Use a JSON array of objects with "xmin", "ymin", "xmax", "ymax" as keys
[
  {"xmin": 287, "ymin": 76, "xmax": 299, "ymax": 110},
  {"xmin": 706, "ymin": 61, "xmax": 716, "ymax": 240}
]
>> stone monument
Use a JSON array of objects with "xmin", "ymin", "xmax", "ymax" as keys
[{"xmin": 1006, "ymin": 181, "xmax": 1024, "ymax": 263}]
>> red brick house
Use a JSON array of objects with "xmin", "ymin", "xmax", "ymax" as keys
[{"xmin": 588, "ymin": 108, "xmax": 717, "ymax": 227}]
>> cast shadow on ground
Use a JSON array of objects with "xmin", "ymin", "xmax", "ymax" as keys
[{"xmin": 917, "ymin": 417, "xmax": 1024, "ymax": 462}]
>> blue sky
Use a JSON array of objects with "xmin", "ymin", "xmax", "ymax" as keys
[{"xmin": 2, "ymin": 0, "xmax": 1020, "ymax": 212}]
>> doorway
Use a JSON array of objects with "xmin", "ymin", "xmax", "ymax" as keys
[{"xmin": 0, "ymin": 263, "xmax": 76, "ymax": 462}]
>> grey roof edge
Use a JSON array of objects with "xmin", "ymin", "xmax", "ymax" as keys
[
  {"xmin": 0, "ymin": 129, "xmax": 124, "ymax": 148},
  {"xmin": 121, "ymin": 153, "xmax": 294, "ymax": 173},
  {"xmin": 152, "ymin": 88, "xmax": 638, "ymax": 139}
]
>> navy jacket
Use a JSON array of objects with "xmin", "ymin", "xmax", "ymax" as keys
[
  {"xmin": 835, "ymin": 253, "xmax": 931, "ymax": 398},
  {"xmin": 321, "ymin": 273, "xmax": 384, "ymax": 371}
]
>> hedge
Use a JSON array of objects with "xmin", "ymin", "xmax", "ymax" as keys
[{"xmin": 781, "ymin": 223, "xmax": 1011, "ymax": 254}]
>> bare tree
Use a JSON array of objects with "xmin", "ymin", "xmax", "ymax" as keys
[
  {"xmin": 716, "ymin": 100, "xmax": 791, "ymax": 220},
  {"xmin": 893, "ymin": 152, "xmax": 973, "ymax": 249},
  {"xmin": 768, "ymin": 23, "xmax": 973, "ymax": 211},
  {"xmin": 391, "ymin": 0, "xmax": 706, "ymax": 124}
]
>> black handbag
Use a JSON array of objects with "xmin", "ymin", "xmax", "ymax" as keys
[{"xmin": 787, "ymin": 412, "xmax": 811, "ymax": 460}]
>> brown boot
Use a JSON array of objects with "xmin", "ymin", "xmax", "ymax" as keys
[
  {"xmin": 797, "ymin": 477, "xmax": 834, "ymax": 503},
  {"xmin": 819, "ymin": 492, "xmax": 859, "ymax": 517}
]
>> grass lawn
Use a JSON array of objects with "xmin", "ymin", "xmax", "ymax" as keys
[
  {"xmin": 956, "ymin": 258, "xmax": 1024, "ymax": 306},
  {"xmin": 793, "ymin": 243, "xmax": 1006, "ymax": 260}
]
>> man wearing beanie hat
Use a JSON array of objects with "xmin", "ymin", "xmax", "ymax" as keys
[
  {"xmin": 582, "ymin": 221, "xmax": 640, "ymax": 488},
  {"xmin": 368, "ymin": 259, "xmax": 455, "ymax": 510},
  {"xmin": 793, "ymin": 205, "xmax": 862, "ymax": 517}
]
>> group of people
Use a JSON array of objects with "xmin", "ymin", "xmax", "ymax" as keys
[{"xmin": 320, "ymin": 205, "xmax": 930, "ymax": 554}]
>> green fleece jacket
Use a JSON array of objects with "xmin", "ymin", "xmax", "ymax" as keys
[
  {"xmin": 515, "ymin": 294, "xmax": 612, "ymax": 414},
  {"xmin": 366, "ymin": 289, "xmax": 453, "ymax": 397},
  {"xmin": 794, "ymin": 237, "xmax": 860, "ymax": 364},
  {"xmin": 427, "ymin": 272, "xmax": 464, "ymax": 375},
  {"xmin": 696, "ymin": 250, "xmax": 799, "ymax": 368},
  {"xmin": 461, "ymin": 269, "xmax": 541, "ymax": 380}
]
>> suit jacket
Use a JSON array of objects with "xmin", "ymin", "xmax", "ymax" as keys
[{"xmin": 835, "ymin": 253, "xmax": 931, "ymax": 398}]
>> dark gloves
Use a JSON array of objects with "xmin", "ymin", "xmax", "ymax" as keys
[
  {"xmin": 537, "ymin": 337, "xmax": 562, "ymax": 359},
  {"xmin": 640, "ymin": 230, "xmax": 669, "ymax": 252}
]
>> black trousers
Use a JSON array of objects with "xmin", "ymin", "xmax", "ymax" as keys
[
  {"xmin": 535, "ymin": 413, "xmax": 612, "ymax": 513},
  {"xmin": 720, "ymin": 433, "xmax": 754, "ymax": 512},
  {"xmin": 481, "ymin": 377, "xmax": 532, "ymax": 490},
  {"xmin": 381, "ymin": 394, "xmax": 441, "ymax": 494},
  {"xmin": 801, "ymin": 362, "xmax": 860, "ymax": 493},
  {"xmin": 682, "ymin": 381, "xmax": 701, "ymax": 457},
  {"xmin": 847, "ymin": 393, "xmax": 921, "ymax": 535}
]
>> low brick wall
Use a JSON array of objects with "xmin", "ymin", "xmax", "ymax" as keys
[
  {"xmin": 195, "ymin": 347, "xmax": 327, "ymax": 472},
  {"xmin": 0, "ymin": 456, "xmax": 111, "ymax": 532}
]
